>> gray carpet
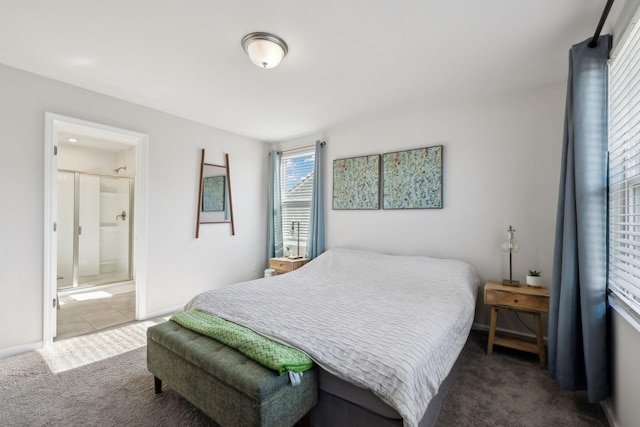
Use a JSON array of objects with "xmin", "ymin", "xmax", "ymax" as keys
[
  {"xmin": 437, "ymin": 331, "xmax": 609, "ymax": 426},
  {"xmin": 0, "ymin": 322, "xmax": 609, "ymax": 427}
]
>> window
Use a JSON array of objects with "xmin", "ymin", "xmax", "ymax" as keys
[
  {"xmin": 608, "ymin": 17, "xmax": 640, "ymax": 317},
  {"xmin": 279, "ymin": 148, "xmax": 315, "ymax": 257}
]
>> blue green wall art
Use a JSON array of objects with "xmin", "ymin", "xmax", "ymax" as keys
[
  {"xmin": 333, "ymin": 154, "xmax": 380, "ymax": 210},
  {"xmin": 202, "ymin": 175, "xmax": 226, "ymax": 212},
  {"xmin": 382, "ymin": 145, "xmax": 443, "ymax": 209}
]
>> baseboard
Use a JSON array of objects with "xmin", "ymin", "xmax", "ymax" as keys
[
  {"xmin": 142, "ymin": 305, "xmax": 182, "ymax": 320},
  {"xmin": 471, "ymin": 322, "xmax": 489, "ymax": 333},
  {"xmin": 0, "ymin": 340, "xmax": 43, "ymax": 360},
  {"xmin": 601, "ymin": 399, "xmax": 619, "ymax": 427}
]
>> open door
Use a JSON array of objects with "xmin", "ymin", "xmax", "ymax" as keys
[{"xmin": 43, "ymin": 113, "xmax": 149, "ymax": 347}]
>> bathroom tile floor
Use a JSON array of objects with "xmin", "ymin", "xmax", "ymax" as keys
[{"xmin": 55, "ymin": 291, "xmax": 135, "ymax": 341}]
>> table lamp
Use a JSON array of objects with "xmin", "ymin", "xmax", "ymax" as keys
[
  {"xmin": 289, "ymin": 221, "xmax": 301, "ymax": 259},
  {"xmin": 502, "ymin": 225, "xmax": 520, "ymax": 286}
]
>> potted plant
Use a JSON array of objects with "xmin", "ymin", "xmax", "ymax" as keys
[
  {"xmin": 526, "ymin": 270, "xmax": 543, "ymax": 287},
  {"xmin": 285, "ymin": 245, "xmax": 292, "ymax": 258}
]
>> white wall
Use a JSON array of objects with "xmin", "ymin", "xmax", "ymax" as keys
[
  {"xmin": 278, "ymin": 83, "xmax": 565, "ymax": 334},
  {"xmin": 0, "ymin": 63, "xmax": 269, "ymax": 356}
]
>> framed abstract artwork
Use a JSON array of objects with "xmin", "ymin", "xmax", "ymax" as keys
[
  {"xmin": 382, "ymin": 145, "xmax": 443, "ymax": 209},
  {"xmin": 333, "ymin": 154, "xmax": 380, "ymax": 210},
  {"xmin": 202, "ymin": 175, "xmax": 226, "ymax": 212}
]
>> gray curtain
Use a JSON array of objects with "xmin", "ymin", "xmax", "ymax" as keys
[
  {"xmin": 306, "ymin": 140, "xmax": 325, "ymax": 259},
  {"xmin": 268, "ymin": 150, "xmax": 283, "ymax": 263},
  {"xmin": 548, "ymin": 35, "xmax": 611, "ymax": 403}
]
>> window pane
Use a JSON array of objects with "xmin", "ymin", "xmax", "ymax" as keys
[
  {"xmin": 280, "ymin": 149, "xmax": 314, "ymax": 257},
  {"xmin": 608, "ymin": 18, "xmax": 640, "ymax": 317}
]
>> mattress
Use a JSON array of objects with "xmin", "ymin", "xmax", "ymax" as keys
[{"xmin": 186, "ymin": 248, "xmax": 479, "ymax": 427}]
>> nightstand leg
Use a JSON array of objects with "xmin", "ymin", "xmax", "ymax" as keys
[
  {"xmin": 487, "ymin": 306, "xmax": 498, "ymax": 356},
  {"xmin": 533, "ymin": 313, "xmax": 546, "ymax": 369}
]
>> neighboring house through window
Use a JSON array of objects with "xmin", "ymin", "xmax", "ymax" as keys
[{"xmin": 280, "ymin": 148, "xmax": 315, "ymax": 257}]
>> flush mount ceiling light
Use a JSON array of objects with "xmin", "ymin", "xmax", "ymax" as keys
[{"xmin": 241, "ymin": 32, "xmax": 288, "ymax": 69}]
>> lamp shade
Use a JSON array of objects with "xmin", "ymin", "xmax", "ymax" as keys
[
  {"xmin": 501, "ymin": 225, "xmax": 520, "ymax": 253},
  {"xmin": 242, "ymin": 32, "xmax": 288, "ymax": 69}
]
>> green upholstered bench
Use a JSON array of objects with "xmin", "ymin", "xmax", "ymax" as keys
[{"xmin": 147, "ymin": 321, "xmax": 317, "ymax": 427}]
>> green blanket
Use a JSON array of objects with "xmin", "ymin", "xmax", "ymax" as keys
[{"xmin": 170, "ymin": 310, "xmax": 313, "ymax": 376}]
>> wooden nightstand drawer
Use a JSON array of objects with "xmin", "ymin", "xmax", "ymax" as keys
[
  {"xmin": 484, "ymin": 280, "xmax": 550, "ymax": 313},
  {"xmin": 485, "ymin": 289, "xmax": 549, "ymax": 312},
  {"xmin": 270, "ymin": 259, "xmax": 295, "ymax": 273},
  {"xmin": 269, "ymin": 257, "xmax": 309, "ymax": 275}
]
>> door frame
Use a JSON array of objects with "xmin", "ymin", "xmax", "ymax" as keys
[{"xmin": 43, "ymin": 113, "xmax": 149, "ymax": 346}]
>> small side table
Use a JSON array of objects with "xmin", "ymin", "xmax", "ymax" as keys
[
  {"xmin": 484, "ymin": 280, "xmax": 550, "ymax": 369},
  {"xmin": 269, "ymin": 257, "xmax": 310, "ymax": 275}
]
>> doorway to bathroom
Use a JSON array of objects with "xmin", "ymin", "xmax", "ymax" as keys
[{"xmin": 43, "ymin": 113, "xmax": 149, "ymax": 344}]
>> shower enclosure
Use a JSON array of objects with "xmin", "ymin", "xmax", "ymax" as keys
[{"xmin": 57, "ymin": 170, "xmax": 134, "ymax": 290}]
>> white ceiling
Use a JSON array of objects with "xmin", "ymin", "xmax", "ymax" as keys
[{"xmin": 0, "ymin": 1, "xmax": 622, "ymax": 142}]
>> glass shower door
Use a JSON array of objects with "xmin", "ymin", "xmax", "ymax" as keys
[
  {"xmin": 77, "ymin": 174, "xmax": 101, "ymax": 284},
  {"xmin": 56, "ymin": 172, "xmax": 133, "ymax": 290},
  {"xmin": 96, "ymin": 176, "xmax": 132, "ymax": 285}
]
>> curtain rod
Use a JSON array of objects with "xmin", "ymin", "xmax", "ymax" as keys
[
  {"xmin": 589, "ymin": 0, "xmax": 614, "ymax": 48},
  {"xmin": 269, "ymin": 140, "xmax": 326, "ymax": 155}
]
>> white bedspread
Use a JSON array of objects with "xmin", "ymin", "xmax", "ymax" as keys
[{"xmin": 186, "ymin": 248, "xmax": 480, "ymax": 427}]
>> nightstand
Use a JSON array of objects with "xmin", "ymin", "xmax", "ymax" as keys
[
  {"xmin": 484, "ymin": 280, "xmax": 550, "ymax": 369},
  {"xmin": 269, "ymin": 257, "xmax": 310, "ymax": 275}
]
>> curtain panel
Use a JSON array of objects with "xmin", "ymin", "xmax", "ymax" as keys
[
  {"xmin": 306, "ymin": 140, "xmax": 325, "ymax": 259},
  {"xmin": 268, "ymin": 150, "xmax": 283, "ymax": 263},
  {"xmin": 548, "ymin": 35, "xmax": 611, "ymax": 402}
]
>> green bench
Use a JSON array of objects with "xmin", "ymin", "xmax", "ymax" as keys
[{"xmin": 147, "ymin": 321, "xmax": 317, "ymax": 427}]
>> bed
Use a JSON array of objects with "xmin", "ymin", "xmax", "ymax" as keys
[{"xmin": 151, "ymin": 248, "xmax": 480, "ymax": 427}]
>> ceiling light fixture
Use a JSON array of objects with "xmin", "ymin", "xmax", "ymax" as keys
[{"xmin": 241, "ymin": 32, "xmax": 288, "ymax": 69}]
